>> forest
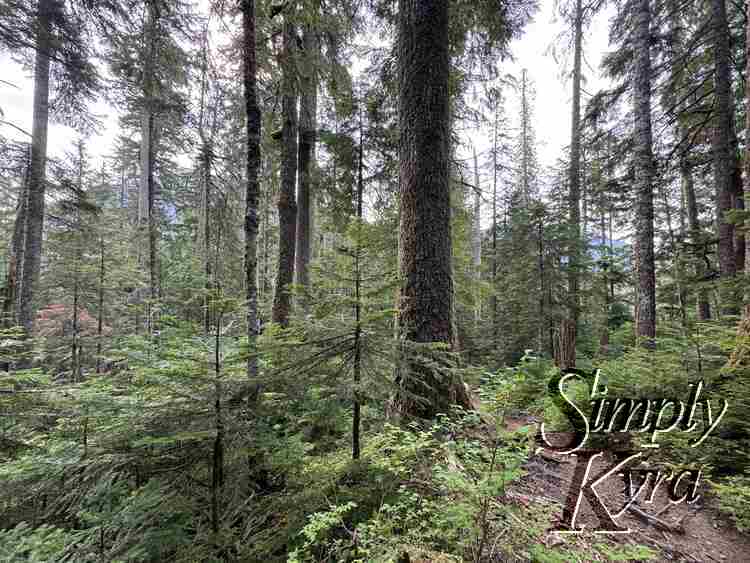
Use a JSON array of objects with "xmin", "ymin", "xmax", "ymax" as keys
[{"xmin": 2, "ymin": 0, "xmax": 750, "ymax": 560}]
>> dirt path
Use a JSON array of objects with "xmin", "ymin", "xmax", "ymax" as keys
[{"xmin": 504, "ymin": 415, "xmax": 750, "ymax": 562}]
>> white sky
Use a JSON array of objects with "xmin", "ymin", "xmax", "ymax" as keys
[{"xmin": 0, "ymin": 0, "xmax": 615, "ymax": 181}]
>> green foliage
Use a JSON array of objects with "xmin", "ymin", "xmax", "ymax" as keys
[{"xmin": 713, "ymin": 473, "xmax": 750, "ymax": 533}]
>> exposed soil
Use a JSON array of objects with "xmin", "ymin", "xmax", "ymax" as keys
[{"xmin": 504, "ymin": 414, "xmax": 750, "ymax": 562}]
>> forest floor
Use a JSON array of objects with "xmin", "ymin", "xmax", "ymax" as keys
[{"xmin": 503, "ymin": 415, "xmax": 750, "ymax": 562}]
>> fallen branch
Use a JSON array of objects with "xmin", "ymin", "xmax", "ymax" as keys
[{"xmin": 627, "ymin": 504, "xmax": 685, "ymax": 534}]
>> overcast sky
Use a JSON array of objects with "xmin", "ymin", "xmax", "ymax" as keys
[{"xmin": 0, "ymin": 0, "xmax": 615, "ymax": 178}]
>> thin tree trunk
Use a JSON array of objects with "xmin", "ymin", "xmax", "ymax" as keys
[
  {"xmin": 567, "ymin": 0, "xmax": 583, "ymax": 364},
  {"xmin": 72, "ymin": 254, "xmax": 80, "ymax": 381},
  {"xmin": 3, "ymin": 155, "xmax": 29, "ymax": 330},
  {"xmin": 210, "ymin": 307, "xmax": 224, "ymax": 537},
  {"xmin": 538, "ymin": 218, "xmax": 545, "ymax": 355},
  {"xmin": 395, "ymin": 0, "xmax": 471, "ymax": 419},
  {"xmin": 491, "ymin": 103, "xmax": 499, "ymax": 367},
  {"xmin": 520, "ymin": 70, "xmax": 530, "ymax": 204},
  {"xmin": 140, "ymin": 0, "xmax": 159, "ymax": 327},
  {"xmin": 242, "ymin": 0, "xmax": 261, "ymax": 391},
  {"xmin": 295, "ymin": 17, "xmax": 318, "ymax": 290},
  {"xmin": 681, "ymin": 157, "xmax": 711, "ymax": 320},
  {"xmin": 353, "ymin": 105, "xmax": 364, "ymax": 460},
  {"xmin": 731, "ymin": 122, "xmax": 745, "ymax": 273},
  {"xmin": 472, "ymin": 146, "xmax": 482, "ymax": 326},
  {"xmin": 71, "ymin": 142, "xmax": 84, "ymax": 382},
  {"xmin": 633, "ymin": 0, "xmax": 656, "ymax": 346},
  {"xmin": 271, "ymin": 11, "xmax": 298, "ymax": 326},
  {"xmin": 17, "ymin": 0, "xmax": 52, "ymax": 333},
  {"xmin": 198, "ymin": 25, "xmax": 212, "ymax": 335},
  {"xmin": 599, "ymin": 205, "xmax": 610, "ymax": 354},
  {"xmin": 262, "ymin": 156, "xmax": 272, "ymax": 298},
  {"xmin": 96, "ymin": 235, "xmax": 105, "ymax": 373}
]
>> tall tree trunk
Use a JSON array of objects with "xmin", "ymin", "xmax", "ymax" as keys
[
  {"xmin": 261, "ymin": 156, "xmax": 272, "ymax": 298},
  {"xmin": 353, "ymin": 105, "xmax": 364, "ymax": 460},
  {"xmin": 567, "ymin": 0, "xmax": 583, "ymax": 364},
  {"xmin": 271, "ymin": 11, "xmax": 298, "ymax": 326},
  {"xmin": 491, "ymin": 103, "xmax": 499, "ymax": 367},
  {"xmin": 96, "ymin": 235, "xmax": 105, "ymax": 373},
  {"xmin": 472, "ymin": 146, "xmax": 482, "ymax": 326},
  {"xmin": 295, "ymin": 17, "xmax": 318, "ymax": 290},
  {"xmin": 71, "ymin": 142, "xmax": 84, "ymax": 382},
  {"xmin": 599, "ymin": 205, "xmax": 610, "ymax": 354},
  {"xmin": 17, "ymin": 0, "xmax": 52, "ymax": 333},
  {"xmin": 3, "ymin": 153, "xmax": 29, "ymax": 329},
  {"xmin": 520, "ymin": 70, "xmax": 530, "ymax": 204},
  {"xmin": 712, "ymin": 0, "xmax": 738, "ymax": 313},
  {"xmin": 394, "ymin": 0, "xmax": 470, "ymax": 419},
  {"xmin": 242, "ymin": 0, "xmax": 261, "ymax": 390},
  {"xmin": 724, "ymin": 0, "xmax": 750, "ymax": 369},
  {"xmin": 633, "ymin": 0, "xmax": 656, "ymax": 346},
  {"xmin": 745, "ymin": 0, "xmax": 750, "ymax": 297},
  {"xmin": 140, "ymin": 0, "xmax": 159, "ymax": 325},
  {"xmin": 681, "ymin": 156, "xmax": 712, "ymax": 320},
  {"xmin": 198, "ymin": 25, "xmax": 213, "ymax": 335},
  {"xmin": 731, "ymin": 122, "xmax": 745, "ymax": 273}
]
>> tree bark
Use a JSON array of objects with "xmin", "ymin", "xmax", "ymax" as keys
[
  {"xmin": 3, "ymin": 152, "xmax": 29, "ymax": 329},
  {"xmin": 491, "ymin": 102, "xmax": 499, "ymax": 367},
  {"xmin": 724, "ymin": 0, "xmax": 750, "ymax": 368},
  {"xmin": 96, "ymin": 235, "xmax": 105, "ymax": 373},
  {"xmin": 242, "ymin": 0, "xmax": 261, "ymax": 390},
  {"xmin": 295, "ymin": 18, "xmax": 318, "ymax": 290},
  {"xmin": 567, "ymin": 0, "xmax": 583, "ymax": 363},
  {"xmin": 745, "ymin": 0, "xmax": 750, "ymax": 291},
  {"xmin": 633, "ymin": 0, "xmax": 656, "ymax": 346},
  {"xmin": 271, "ymin": 11, "xmax": 298, "ymax": 327},
  {"xmin": 17, "ymin": 0, "xmax": 52, "ymax": 333},
  {"xmin": 353, "ymin": 106, "xmax": 364, "ymax": 460},
  {"xmin": 712, "ymin": 0, "xmax": 738, "ymax": 313},
  {"xmin": 140, "ymin": 0, "xmax": 159, "ymax": 319},
  {"xmin": 198, "ymin": 26, "xmax": 213, "ymax": 335},
  {"xmin": 394, "ymin": 0, "xmax": 471, "ymax": 419},
  {"xmin": 681, "ymin": 156, "xmax": 711, "ymax": 320},
  {"xmin": 472, "ymin": 146, "xmax": 482, "ymax": 326}
]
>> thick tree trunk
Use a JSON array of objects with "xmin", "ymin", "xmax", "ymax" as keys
[
  {"xmin": 271, "ymin": 12, "xmax": 298, "ymax": 326},
  {"xmin": 725, "ymin": 0, "xmax": 750, "ymax": 368},
  {"xmin": 633, "ymin": 0, "xmax": 656, "ymax": 346},
  {"xmin": 567, "ymin": 0, "xmax": 583, "ymax": 364},
  {"xmin": 17, "ymin": 0, "xmax": 52, "ymax": 333},
  {"xmin": 746, "ymin": 0, "xmax": 750, "ymax": 291},
  {"xmin": 712, "ymin": 0, "xmax": 738, "ymax": 313},
  {"xmin": 242, "ymin": 0, "xmax": 261, "ymax": 389},
  {"xmin": 394, "ymin": 0, "xmax": 471, "ymax": 419},
  {"xmin": 295, "ymin": 20, "xmax": 318, "ymax": 290}
]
